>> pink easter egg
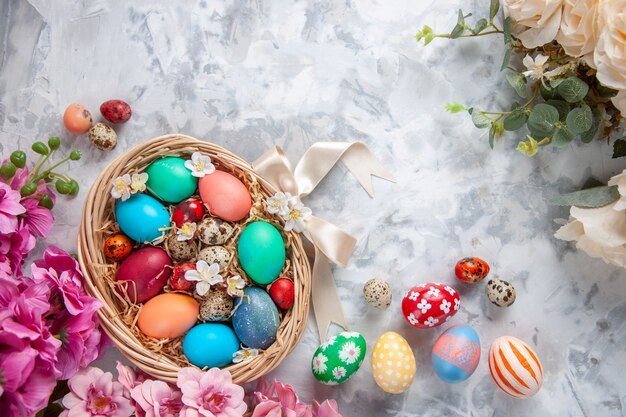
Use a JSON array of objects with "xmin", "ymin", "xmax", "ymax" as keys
[{"xmin": 198, "ymin": 170, "xmax": 252, "ymax": 222}]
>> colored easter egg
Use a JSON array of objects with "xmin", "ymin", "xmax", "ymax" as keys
[
  {"xmin": 137, "ymin": 293, "xmax": 199, "ymax": 338},
  {"xmin": 115, "ymin": 194, "xmax": 170, "ymax": 242},
  {"xmin": 455, "ymin": 257, "xmax": 490, "ymax": 283},
  {"xmin": 311, "ymin": 331, "xmax": 366, "ymax": 385},
  {"xmin": 198, "ymin": 170, "xmax": 252, "ymax": 222},
  {"xmin": 103, "ymin": 233, "xmax": 133, "ymax": 262},
  {"xmin": 401, "ymin": 283, "xmax": 461, "ymax": 329},
  {"xmin": 171, "ymin": 198, "xmax": 205, "ymax": 228},
  {"xmin": 100, "ymin": 99, "xmax": 132, "ymax": 124},
  {"xmin": 232, "ymin": 287, "xmax": 280, "ymax": 349},
  {"xmin": 89, "ymin": 123, "xmax": 117, "ymax": 151},
  {"xmin": 432, "ymin": 325, "xmax": 481, "ymax": 383},
  {"xmin": 371, "ymin": 332, "xmax": 416, "ymax": 394},
  {"xmin": 115, "ymin": 247, "xmax": 171, "ymax": 303},
  {"xmin": 363, "ymin": 278, "xmax": 392, "ymax": 309},
  {"xmin": 269, "ymin": 278, "xmax": 295, "ymax": 310},
  {"xmin": 170, "ymin": 262, "xmax": 196, "ymax": 291},
  {"xmin": 63, "ymin": 103, "xmax": 93, "ymax": 134},
  {"xmin": 183, "ymin": 323, "xmax": 240, "ymax": 368},
  {"xmin": 486, "ymin": 278, "xmax": 516, "ymax": 308},
  {"xmin": 146, "ymin": 157, "xmax": 198, "ymax": 203},
  {"xmin": 237, "ymin": 221, "xmax": 286, "ymax": 285},
  {"xmin": 489, "ymin": 336, "xmax": 543, "ymax": 398}
]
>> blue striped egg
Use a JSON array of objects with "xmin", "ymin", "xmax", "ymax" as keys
[{"xmin": 432, "ymin": 324, "xmax": 481, "ymax": 383}]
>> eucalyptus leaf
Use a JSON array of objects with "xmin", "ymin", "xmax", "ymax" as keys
[
  {"xmin": 472, "ymin": 18, "xmax": 489, "ymax": 34},
  {"xmin": 457, "ymin": 9, "xmax": 465, "ymax": 25},
  {"xmin": 503, "ymin": 108, "xmax": 528, "ymax": 131},
  {"xmin": 528, "ymin": 103, "xmax": 559, "ymax": 134},
  {"xmin": 597, "ymin": 84, "xmax": 618, "ymax": 98},
  {"xmin": 489, "ymin": 124, "xmax": 496, "ymax": 149},
  {"xmin": 580, "ymin": 107, "xmax": 601, "ymax": 143},
  {"xmin": 546, "ymin": 100, "xmax": 570, "ymax": 121},
  {"xmin": 470, "ymin": 109, "xmax": 492, "ymax": 128},
  {"xmin": 450, "ymin": 24, "xmax": 465, "ymax": 39},
  {"xmin": 506, "ymin": 72, "xmax": 528, "ymax": 98},
  {"xmin": 613, "ymin": 138, "xmax": 626, "ymax": 158},
  {"xmin": 552, "ymin": 126, "xmax": 575, "ymax": 147},
  {"xmin": 500, "ymin": 46, "xmax": 512, "ymax": 71},
  {"xmin": 549, "ymin": 185, "xmax": 620, "ymax": 208},
  {"xmin": 540, "ymin": 83, "xmax": 559, "ymax": 101},
  {"xmin": 550, "ymin": 78, "xmax": 565, "ymax": 88},
  {"xmin": 557, "ymin": 77, "xmax": 589, "ymax": 103},
  {"xmin": 566, "ymin": 105, "xmax": 592, "ymax": 134},
  {"xmin": 490, "ymin": 0, "xmax": 500, "ymax": 20},
  {"xmin": 503, "ymin": 16, "xmax": 512, "ymax": 44}
]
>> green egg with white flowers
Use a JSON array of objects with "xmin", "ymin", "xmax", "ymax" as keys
[
  {"xmin": 237, "ymin": 221, "xmax": 285, "ymax": 285},
  {"xmin": 145, "ymin": 157, "xmax": 198, "ymax": 203},
  {"xmin": 311, "ymin": 331, "xmax": 367, "ymax": 385}
]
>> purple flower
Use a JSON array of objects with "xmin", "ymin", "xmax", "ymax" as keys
[
  {"xmin": 0, "ymin": 183, "xmax": 25, "ymax": 234},
  {"xmin": 0, "ymin": 223, "xmax": 35, "ymax": 279}
]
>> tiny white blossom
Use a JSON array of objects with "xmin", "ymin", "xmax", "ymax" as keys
[
  {"xmin": 339, "ymin": 342, "xmax": 361, "ymax": 365},
  {"xmin": 522, "ymin": 54, "xmax": 564, "ymax": 85},
  {"xmin": 440, "ymin": 299, "xmax": 452, "ymax": 314},
  {"xmin": 407, "ymin": 313, "xmax": 419, "ymax": 326},
  {"xmin": 184, "ymin": 152, "xmax": 216, "ymax": 177},
  {"xmin": 424, "ymin": 316, "xmax": 439, "ymax": 327},
  {"xmin": 332, "ymin": 366, "xmax": 347, "ymax": 380},
  {"xmin": 408, "ymin": 291, "xmax": 419, "ymax": 301},
  {"xmin": 427, "ymin": 286, "xmax": 440, "ymax": 297},
  {"xmin": 232, "ymin": 347, "xmax": 259, "ymax": 363},
  {"xmin": 130, "ymin": 173, "xmax": 148, "ymax": 193},
  {"xmin": 176, "ymin": 222, "xmax": 197, "ymax": 241},
  {"xmin": 185, "ymin": 261, "xmax": 223, "ymax": 296},
  {"xmin": 312, "ymin": 353, "xmax": 328, "ymax": 374},
  {"xmin": 283, "ymin": 198, "xmax": 312, "ymax": 233},
  {"xmin": 226, "ymin": 275, "xmax": 246, "ymax": 297},
  {"xmin": 454, "ymin": 298, "xmax": 461, "ymax": 311},
  {"xmin": 111, "ymin": 174, "xmax": 132, "ymax": 201},
  {"xmin": 320, "ymin": 336, "xmax": 337, "ymax": 350},
  {"xmin": 266, "ymin": 192, "xmax": 292, "ymax": 216},
  {"xmin": 417, "ymin": 299, "xmax": 431, "ymax": 314},
  {"xmin": 444, "ymin": 285, "xmax": 456, "ymax": 296}
]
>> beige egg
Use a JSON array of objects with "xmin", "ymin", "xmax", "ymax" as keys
[
  {"xmin": 197, "ymin": 217, "xmax": 235, "ymax": 245},
  {"xmin": 371, "ymin": 332, "xmax": 416, "ymax": 394},
  {"xmin": 167, "ymin": 235, "xmax": 197, "ymax": 262},
  {"xmin": 363, "ymin": 278, "xmax": 392, "ymax": 309},
  {"xmin": 486, "ymin": 278, "xmax": 516, "ymax": 308},
  {"xmin": 199, "ymin": 289, "xmax": 234, "ymax": 321},
  {"xmin": 198, "ymin": 246, "xmax": 230, "ymax": 270},
  {"xmin": 88, "ymin": 122, "xmax": 117, "ymax": 150}
]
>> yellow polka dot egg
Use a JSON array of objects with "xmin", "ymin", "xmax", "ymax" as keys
[{"xmin": 371, "ymin": 331, "xmax": 416, "ymax": 394}]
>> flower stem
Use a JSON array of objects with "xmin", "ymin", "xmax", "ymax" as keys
[{"xmin": 31, "ymin": 156, "xmax": 71, "ymax": 183}]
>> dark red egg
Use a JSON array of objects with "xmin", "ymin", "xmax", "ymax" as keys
[
  {"xmin": 269, "ymin": 277, "xmax": 295, "ymax": 310},
  {"xmin": 171, "ymin": 198, "xmax": 205, "ymax": 228},
  {"xmin": 455, "ymin": 257, "xmax": 490, "ymax": 283},
  {"xmin": 115, "ymin": 247, "xmax": 171, "ymax": 303},
  {"xmin": 100, "ymin": 99, "xmax": 132, "ymax": 124},
  {"xmin": 170, "ymin": 262, "xmax": 196, "ymax": 291}
]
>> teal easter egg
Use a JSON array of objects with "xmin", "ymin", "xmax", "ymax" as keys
[
  {"xmin": 311, "ymin": 331, "xmax": 367, "ymax": 385},
  {"xmin": 237, "ymin": 221, "xmax": 285, "ymax": 285},
  {"xmin": 145, "ymin": 157, "xmax": 198, "ymax": 203},
  {"xmin": 232, "ymin": 287, "xmax": 280, "ymax": 349},
  {"xmin": 182, "ymin": 323, "xmax": 240, "ymax": 368},
  {"xmin": 115, "ymin": 194, "xmax": 170, "ymax": 242}
]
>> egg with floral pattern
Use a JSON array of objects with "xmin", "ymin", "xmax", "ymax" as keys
[
  {"xmin": 401, "ymin": 283, "xmax": 461, "ymax": 329},
  {"xmin": 371, "ymin": 331, "xmax": 416, "ymax": 394},
  {"xmin": 311, "ymin": 331, "xmax": 366, "ymax": 385}
]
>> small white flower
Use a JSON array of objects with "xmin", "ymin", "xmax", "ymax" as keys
[
  {"xmin": 454, "ymin": 298, "xmax": 461, "ymax": 311},
  {"xmin": 427, "ymin": 286, "xmax": 440, "ymax": 297},
  {"xmin": 424, "ymin": 316, "xmax": 439, "ymax": 327},
  {"xmin": 408, "ymin": 291, "xmax": 419, "ymax": 301},
  {"xmin": 130, "ymin": 172, "xmax": 148, "ymax": 193},
  {"xmin": 444, "ymin": 285, "xmax": 456, "ymax": 296},
  {"xmin": 407, "ymin": 313, "xmax": 419, "ymax": 326},
  {"xmin": 283, "ymin": 198, "xmax": 312, "ymax": 233},
  {"xmin": 320, "ymin": 336, "xmax": 337, "ymax": 350},
  {"xmin": 521, "ymin": 54, "xmax": 564, "ymax": 85},
  {"xmin": 184, "ymin": 152, "xmax": 216, "ymax": 177},
  {"xmin": 226, "ymin": 275, "xmax": 246, "ymax": 297},
  {"xmin": 111, "ymin": 174, "xmax": 132, "ymax": 201},
  {"xmin": 342, "ymin": 332, "xmax": 361, "ymax": 339},
  {"xmin": 339, "ymin": 342, "xmax": 361, "ymax": 365},
  {"xmin": 416, "ymin": 299, "xmax": 431, "ymax": 314},
  {"xmin": 184, "ymin": 261, "xmax": 223, "ymax": 296},
  {"xmin": 176, "ymin": 222, "xmax": 197, "ymax": 241},
  {"xmin": 332, "ymin": 366, "xmax": 347, "ymax": 381},
  {"xmin": 440, "ymin": 300, "xmax": 452, "ymax": 314},
  {"xmin": 312, "ymin": 353, "xmax": 328, "ymax": 374},
  {"xmin": 266, "ymin": 192, "xmax": 292, "ymax": 216},
  {"xmin": 232, "ymin": 347, "xmax": 259, "ymax": 363}
]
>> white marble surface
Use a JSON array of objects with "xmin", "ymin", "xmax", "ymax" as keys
[{"xmin": 2, "ymin": 0, "xmax": 626, "ymax": 415}]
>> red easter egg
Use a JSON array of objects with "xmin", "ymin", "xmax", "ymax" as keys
[
  {"xmin": 115, "ymin": 247, "xmax": 171, "ymax": 303},
  {"xmin": 170, "ymin": 262, "xmax": 196, "ymax": 291},
  {"xmin": 269, "ymin": 277, "xmax": 295, "ymax": 310},
  {"xmin": 401, "ymin": 282, "xmax": 461, "ymax": 329},
  {"xmin": 171, "ymin": 198, "xmax": 205, "ymax": 228},
  {"xmin": 455, "ymin": 257, "xmax": 490, "ymax": 283},
  {"xmin": 100, "ymin": 99, "xmax": 132, "ymax": 124}
]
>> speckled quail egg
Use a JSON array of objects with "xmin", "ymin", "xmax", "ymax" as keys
[
  {"xmin": 199, "ymin": 289, "xmax": 234, "ymax": 321},
  {"xmin": 88, "ymin": 122, "xmax": 117, "ymax": 150},
  {"xmin": 198, "ymin": 246, "xmax": 230, "ymax": 270},
  {"xmin": 486, "ymin": 278, "xmax": 516, "ymax": 308},
  {"xmin": 197, "ymin": 217, "xmax": 235, "ymax": 245},
  {"xmin": 166, "ymin": 235, "xmax": 197, "ymax": 262},
  {"xmin": 363, "ymin": 278, "xmax": 392, "ymax": 309}
]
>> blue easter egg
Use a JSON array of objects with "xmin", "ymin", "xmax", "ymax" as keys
[
  {"xmin": 115, "ymin": 194, "xmax": 170, "ymax": 242},
  {"xmin": 182, "ymin": 323, "xmax": 240, "ymax": 368},
  {"xmin": 432, "ymin": 324, "xmax": 481, "ymax": 384},
  {"xmin": 237, "ymin": 221, "xmax": 286, "ymax": 285},
  {"xmin": 232, "ymin": 287, "xmax": 280, "ymax": 349}
]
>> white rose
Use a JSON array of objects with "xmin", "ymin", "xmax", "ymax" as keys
[
  {"xmin": 503, "ymin": 0, "xmax": 564, "ymax": 48},
  {"xmin": 593, "ymin": 0, "xmax": 626, "ymax": 90},
  {"xmin": 611, "ymin": 90, "xmax": 626, "ymax": 116},
  {"xmin": 555, "ymin": 0, "xmax": 599, "ymax": 67}
]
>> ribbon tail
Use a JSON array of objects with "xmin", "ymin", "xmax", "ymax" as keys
[
  {"xmin": 311, "ymin": 248, "xmax": 349, "ymax": 341},
  {"xmin": 338, "ymin": 142, "xmax": 396, "ymax": 198},
  {"xmin": 305, "ymin": 216, "xmax": 356, "ymax": 267}
]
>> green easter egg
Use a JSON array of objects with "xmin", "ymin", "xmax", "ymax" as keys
[
  {"xmin": 145, "ymin": 157, "xmax": 198, "ymax": 203},
  {"xmin": 237, "ymin": 221, "xmax": 286, "ymax": 285},
  {"xmin": 311, "ymin": 331, "xmax": 367, "ymax": 385}
]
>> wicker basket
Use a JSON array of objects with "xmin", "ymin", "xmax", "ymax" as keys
[{"xmin": 78, "ymin": 134, "xmax": 311, "ymax": 384}]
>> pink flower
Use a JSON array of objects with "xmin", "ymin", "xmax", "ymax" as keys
[
  {"xmin": 20, "ymin": 197, "xmax": 54, "ymax": 238},
  {"xmin": 116, "ymin": 362, "xmax": 148, "ymax": 394},
  {"xmin": 177, "ymin": 367, "xmax": 247, "ymax": 417},
  {"xmin": 131, "ymin": 380, "xmax": 183, "ymax": 417},
  {"xmin": 311, "ymin": 400, "xmax": 342, "ymax": 417},
  {"xmin": 0, "ymin": 183, "xmax": 25, "ymax": 234},
  {"xmin": 60, "ymin": 367, "xmax": 134, "ymax": 417},
  {"xmin": 251, "ymin": 381, "xmax": 311, "ymax": 417},
  {"xmin": 0, "ymin": 223, "xmax": 35, "ymax": 278}
]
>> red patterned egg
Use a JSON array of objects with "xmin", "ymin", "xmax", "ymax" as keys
[
  {"xmin": 170, "ymin": 262, "xmax": 196, "ymax": 291},
  {"xmin": 171, "ymin": 198, "xmax": 205, "ymax": 228},
  {"xmin": 269, "ymin": 277, "xmax": 295, "ymax": 310},
  {"xmin": 455, "ymin": 257, "xmax": 490, "ymax": 283},
  {"xmin": 100, "ymin": 99, "xmax": 132, "ymax": 124},
  {"xmin": 401, "ymin": 282, "xmax": 460, "ymax": 329}
]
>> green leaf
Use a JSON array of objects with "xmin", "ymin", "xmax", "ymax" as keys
[
  {"xmin": 528, "ymin": 103, "xmax": 559, "ymax": 134},
  {"xmin": 490, "ymin": 0, "xmax": 500, "ymax": 20},
  {"xmin": 540, "ymin": 84, "xmax": 559, "ymax": 101},
  {"xmin": 597, "ymin": 84, "xmax": 618, "ymax": 98},
  {"xmin": 552, "ymin": 126, "xmax": 575, "ymax": 146},
  {"xmin": 506, "ymin": 72, "xmax": 528, "ymax": 98},
  {"xmin": 550, "ymin": 185, "xmax": 620, "ymax": 208},
  {"xmin": 550, "ymin": 78, "xmax": 565, "ymax": 89},
  {"xmin": 566, "ymin": 104, "xmax": 593, "ymax": 134},
  {"xmin": 450, "ymin": 24, "xmax": 465, "ymax": 39},
  {"xmin": 546, "ymin": 100, "xmax": 570, "ymax": 121},
  {"xmin": 557, "ymin": 76, "xmax": 590, "ymax": 103},
  {"xmin": 457, "ymin": 9, "xmax": 465, "ymax": 25},
  {"xmin": 472, "ymin": 18, "xmax": 489, "ymax": 34},
  {"xmin": 489, "ymin": 124, "xmax": 496, "ymax": 149},
  {"xmin": 503, "ymin": 16, "xmax": 512, "ymax": 44},
  {"xmin": 500, "ymin": 46, "xmax": 512, "ymax": 71},
  {"xmin": 416, "ymin": 25, "xmax": 436, "ymax": 45},
  {"xmin": 470, "ymin": 109, "xmax": 492, "ymax": 128},
  {"xmin": 444, "ymin": 101, "xmax": 466, "ymax": 113},
  {"xmin": 503, "ymin": 108, "xmax": 528, "ymax": 131},
  {"xmin": 580, "ymin": 107, "xmax": 600, "ymax": 143},
  {"xmin": 613, "ymin": 138, "xmax": 626, "ymax": 158}
]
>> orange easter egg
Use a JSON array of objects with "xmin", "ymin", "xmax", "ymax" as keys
[
  {"xmin": 488, "ymin": 336, "xmax": 543, "ymax": 398},
  {"xmin": 63, "ymin": 103, "xmax": 93, "ymax": 134},
  {"xmin": 103, "ymin": 234, "xmax": 133, "ymax": 261},
  {"xmin": 138, "ymin": 293, "xmax": 199, "ymax": 339},
  {"xmin": 198, "ymin": 170, "xmax": 251, "ymax": 222}
]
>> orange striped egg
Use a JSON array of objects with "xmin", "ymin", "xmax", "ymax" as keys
[{"xmin": 488, "ymin": 336, "xmax": 543, "ymax": 398}]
